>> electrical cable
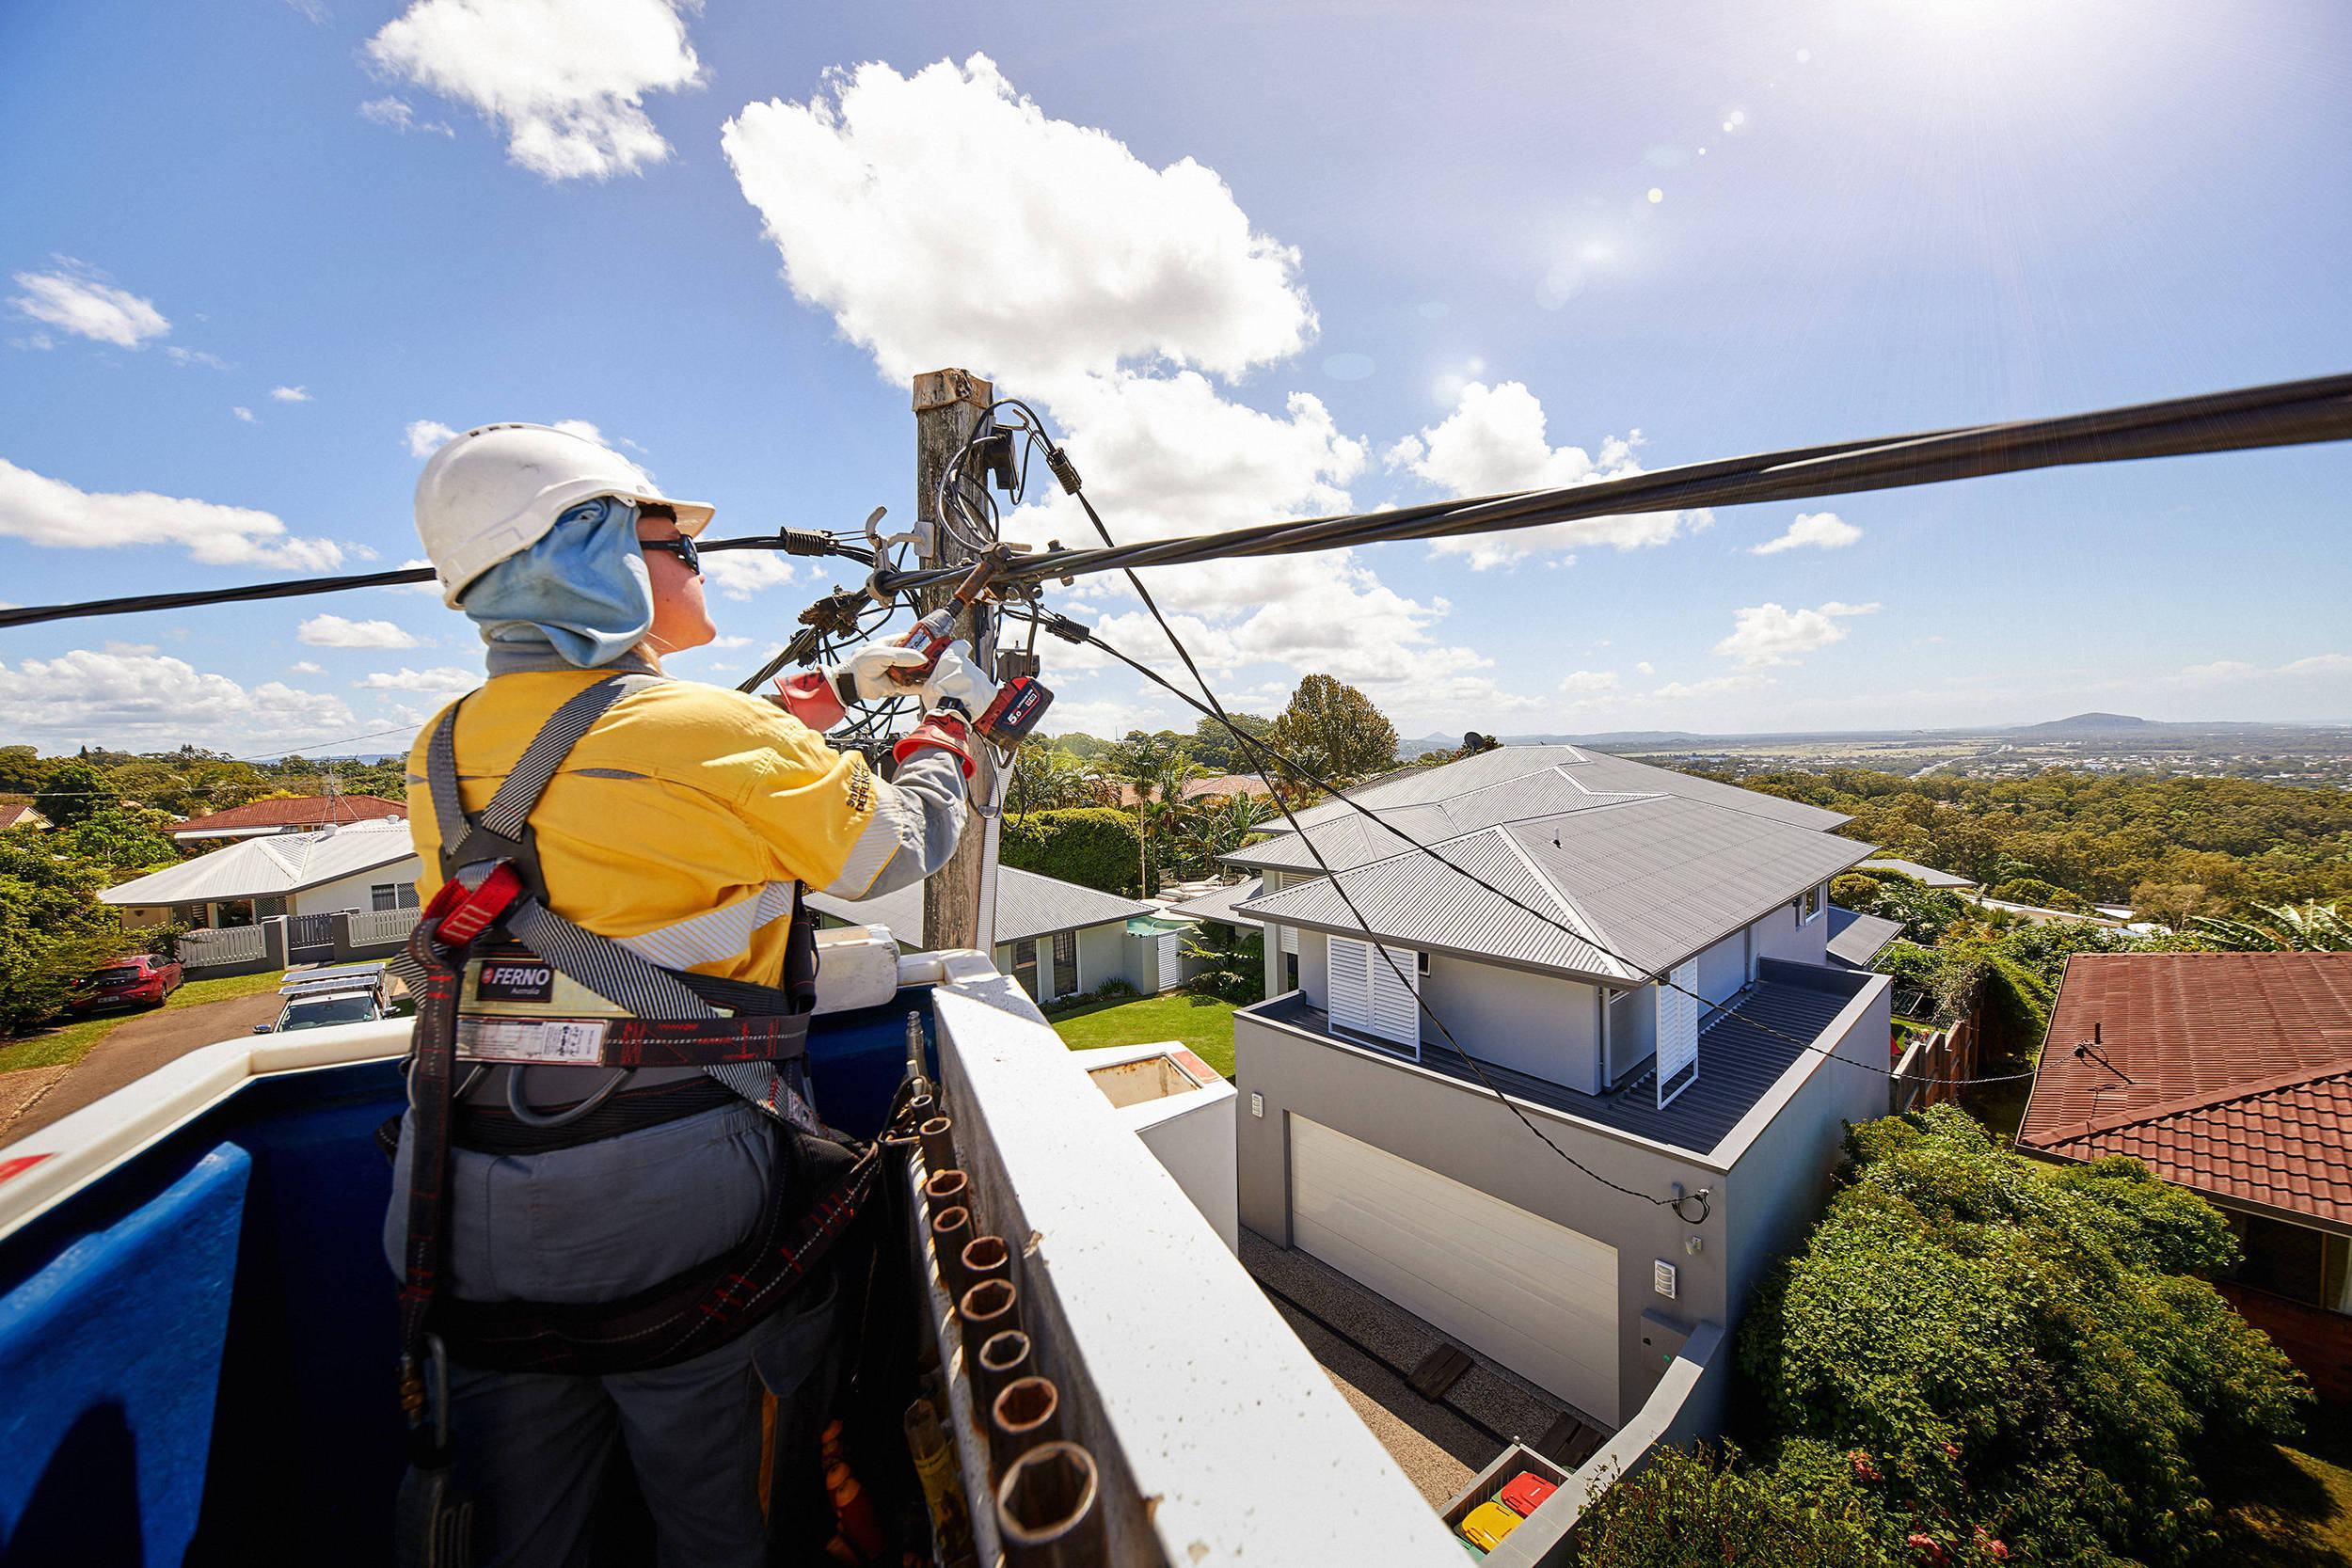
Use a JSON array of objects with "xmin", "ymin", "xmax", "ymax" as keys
[
  {"xmin": 0, "ymin": 530, "xmax": 879, "ymax": 632},
  {"xmin": 869, "ymin": 371, "xmax": 2352, "ymax": 599}
]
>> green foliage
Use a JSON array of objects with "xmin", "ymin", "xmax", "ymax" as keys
[
  {"xmin": 2193, "ymin": 900, "xmax": 2352, "ymax": 952},
  {"xmin": 1008, "ymin": 742, "xmax": 1112, "ymax": 813},
  {"xmin": 0, "ymin": 746, "xmax": 45, "ymax": 794},
  {"xmin": 1267, "ymin": 674, "xmax": 1399, "ymax": 788},
  {"xmin": 1181, "ymin": 922, "xmax": 1263, "ymax": 1005},
  {"xmin": 998, "ymin": 807, "xmax": 1145, "ymax": 895},
  {"xmin": 53, "ymin": 804, "xmax": 182, "ymax": 871},
  {"xmin": 34, "ymin": 758, "xmax": 120, "ymax": 830},
  {"xmin": 1835, "ymin": 870, "xmax": 1978, "ymax": 944},
  {"xmin": 1184, "ymin": 712, "xmax": 1274, "ymax": 772},
  {"xmin": 139, "ymin": 920, "xmax": 194, "ymax": 961},
  {"xmin": 1088, "ymin": 976, "xmax": 1139, "ymax": 1000},
  {"xmin": 1713, "ymin": 765, "xmax": 2352, "ymax": 913},
  {"xmin": 1987, "ymin": 876, "xmax": 2090, "ymax": 912},
  {"xmin": 0, "ymin": 836, "xmax": 134, "ymax": 1034},
  {"xmin": 1051, "ymin": 732, "xmax": 1113, "ymax": 759},
  {"xmin": 1738, "ymin": 1106, "xmax": 2307, "ymax": 1568},
  {"xmin": 1566, "ymin": 1444, "xmax": 1899, "ymax": 1567}
]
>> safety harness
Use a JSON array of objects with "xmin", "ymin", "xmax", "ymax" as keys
[{"xmin": 393, "ymin": 673, "xmax": 913, "ymax": 1449}]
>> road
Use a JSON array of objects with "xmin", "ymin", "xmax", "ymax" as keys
[{"xmin": 0, "ymin": 990, "xmax": 286, "ymax": 1147}]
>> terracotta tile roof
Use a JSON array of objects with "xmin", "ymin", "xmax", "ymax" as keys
[
  {"xmin": 170, "ymin": 794, "xmax": 407, "ymax": 836},
  {"xmin": 0, "ymin": 801, "xmax": 44, "ymax": 831},
  {"xmin": 1117, "ymin": 774, "xmax": 1275, "ymax": 807},
  {"xmin": 2016, "ymin": 952, "xmax": 2352, "ymax": 1226}
]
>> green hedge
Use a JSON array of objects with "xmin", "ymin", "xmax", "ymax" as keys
[{"xmin": 999, "ymin": 807, "xmax": 1142, "ymax": 895}]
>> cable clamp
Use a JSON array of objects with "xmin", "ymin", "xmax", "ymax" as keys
[
  {"xmin": 1040, "ymin": 612, "xmax": 1092, "ymax": 644},
  {"xmin": 1045, "ymin": 444, "xmax": 1083, "ymax": 495}
]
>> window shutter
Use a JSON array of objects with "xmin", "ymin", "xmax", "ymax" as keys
[
  {"xmin": 1656, "ymin": 959, "xmax": 1700, "ymax": 1108},
  {"xmin": 1327, "ymin": 935, "xmax": 1419, "ymax": 1054}
]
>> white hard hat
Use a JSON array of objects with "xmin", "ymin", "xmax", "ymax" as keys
[{"xmin": 413, "ymin": 422, "xmax": 715, "ymax": 608}]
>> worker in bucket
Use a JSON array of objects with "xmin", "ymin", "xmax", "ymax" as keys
[{"xmin": 383, "ymin": 420, "xmax": 977, "ymax": 1565}]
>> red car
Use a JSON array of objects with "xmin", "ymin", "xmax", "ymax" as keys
[{"xmin": 67, "ymin": 954, "xmax": 184, "ymax": 1014}]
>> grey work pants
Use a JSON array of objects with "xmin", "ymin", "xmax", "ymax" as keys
[{"xmin": 386, "ymin": 1101, "xmax": 841, "ymax": 1568}]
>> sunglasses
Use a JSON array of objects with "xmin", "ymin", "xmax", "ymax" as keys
[{"xmin": 640, "ymin": 534, "xmax": 701, "ymax": 577}]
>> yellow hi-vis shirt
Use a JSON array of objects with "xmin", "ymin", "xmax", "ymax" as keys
[{"xmin": 405, "ymin": 671, "xmax": 882, "ymax": 987}]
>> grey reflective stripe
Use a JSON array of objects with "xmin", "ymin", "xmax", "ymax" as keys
[
  {"xmin": 504, "ymin": 899, "xmax": 719, "ymax": 1021},
  {"xmin": 475, "ymin": 674, "xmax": 664, "ymax": 842},
  {"xmin": 426, "ymin": 705, "xmax": 466, "ymax": 841}
]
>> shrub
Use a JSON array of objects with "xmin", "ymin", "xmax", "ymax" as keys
[
  {"xmin": 1567, "ymin": 1444, "xmax": 1899, "ymax": 1567},
  {"xmin": 139, "ymin": 920, "xmax": 193, "ymax": 962},
  {"xmin": 1182, "ymin": 923, "xmax": 1263, "ymax": 1005},
  {"xmin": 999, "ymin": 807, "xmax": 1144, "ymax": 895},
  {"xmin": 0, "ymin": 838, "xmax": 133, "ymax": 1033},
  {"xmin": 1089, "ymin": 977, "xmax": 1139, "ymax": 1001},
  {"xmin": 1738, "ymin": 1105, "xmax": 2306, "ymax": 1568},
  {"xmin": 1987, "ymin": 877, "xmax": 2089, "ymax": 912}
]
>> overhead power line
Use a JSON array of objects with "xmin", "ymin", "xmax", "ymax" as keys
[{"xmin": 2, "ymin": 372, "xmax": 2346, "ymax": 631}]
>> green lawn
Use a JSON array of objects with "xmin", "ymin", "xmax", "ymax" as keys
[
  {"xmin": 0, "ymin": 969, "xmax": 289, "ymax": 1077},
  {"xmin": 1049, "ymin": 992, "xmax": 1240, "ymax": 1078},
  {"xmin": 2206, "ymin": 1406, "xmax": 2352, "ymax": 1568}
]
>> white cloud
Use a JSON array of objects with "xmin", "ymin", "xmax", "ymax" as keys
[
  {"xmin": 0, "ymin": 457, "xmax": 343, "ymax": 570},
  {"xmin": 707, "ymin": 635, "xmax": 752, "ymax": 650},
  {"xmin": 164, "ymin": 347, "xmax": 231, "ymax": 371},
  {"xmin": 358, "ymin": 95, "xmax": 454, "ymax": 136},
  {"xmin": 405, "ymin": 420, "xmax": 458, "ymax": 458},
  {"xmin": 1390, "ymin": 383, "xmax": 1704, "ymax": 568},
  {"xmin": 1750, "ymin": 511, "xmax": 1861, "ymax": 555},
  {"xmin": 697, "ymin": 552, "xmax": 796, "ymax": 601},
  {"xmin": 291, "ymin": 660, "xmax": 325, "ymax": 674},
  {"xmin": 366, "ymin": 0, "xmax": 702, "ymax": 181},
  {"xmin": 548, "ymin": 418, "xmax": 605, "ymax": 444},
  {"xmin": 300, "ymin": 614, "xmax": 421, "ymax": 649},
  {"xmin": 354, "ymin": 665, "xmax": 475, "ymax": 692},
  {"xmin": 232, "ymin": 406, "xmax": 257, "ymax": 423},
  {"xmin": 723, "ymin": 54, "xmax": 1313, "ymax": 388},
  {"xmin": 8, "ymin": 263, "xmax": 170, "ymax": 349},
  {"xmin": 1559, "ymin": 670, "xmax": 1620, "ymax": 693},
  {"xmin": 0, "ymin": 648, "xmax": 355, "ymax": 752},
  {"xmin": 1636, "ymin": 660, "xmax": 1655, "ymax": 674},
  {"xmin": 383, "ymin": 557, "xmax": 446, "ymax": 596},
  {"xmin": 2172, "ymin": 653, "xmax": 2352, "ymax": 684},
  {"xmin": 270, "ymin": 385, "xmax": 312, "ymax": 403},
  {"xmin": 1713, "ymin": 601, "xmax": 1880, "ymax": 667},
  {"xmin": 1651, "ymin": 673, "xmax": 1774, "ymax": 700}
]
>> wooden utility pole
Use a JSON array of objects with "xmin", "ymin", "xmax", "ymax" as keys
[{"xmin": 913, "ymin": 369, "xmax": 1000, "ymax": 957}]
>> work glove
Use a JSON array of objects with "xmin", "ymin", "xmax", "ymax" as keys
[{"xmin": 837, "ymin": 638, "xmax": 986, "ymax": 712}]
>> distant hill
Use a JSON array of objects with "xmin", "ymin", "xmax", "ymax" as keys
[
  {"xmin": 2015, "ymin": 712, "xmax": 2155, "ymax": 734},
  {"xmin": 1397, "ymin": 731, "xmax": 1702, "ymax": 755}
]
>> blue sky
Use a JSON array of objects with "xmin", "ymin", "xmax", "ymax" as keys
[{"xmin": 3, "ymin": 0, "xmax": 2347, "ymax": 756}]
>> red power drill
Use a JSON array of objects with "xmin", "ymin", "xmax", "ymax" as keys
[{"xmin": 885, "ymin": 552, "xmax": 1005, "ymax": 687}]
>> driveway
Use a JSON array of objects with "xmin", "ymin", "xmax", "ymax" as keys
[{"xmin": 1, "ymin": 991, "xmax": 286, "ymax": 1147}]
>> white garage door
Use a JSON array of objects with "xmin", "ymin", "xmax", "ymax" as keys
[{"xmin": 1289, "ymin": 1117, "xmax": 1619, "ymax": 1418}]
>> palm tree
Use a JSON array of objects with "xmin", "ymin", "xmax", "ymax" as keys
[
  {"xmin": 2194, "ymin": 901, "xmax": 2352, "ymax": 951},
  {"xmin": 1170, "ymin": 791, "xmax": 1279, "ymax": 876}
]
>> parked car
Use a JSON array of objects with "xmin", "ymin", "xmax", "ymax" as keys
[{"xmin": 66, "ymin": 953, "xmax": 183, "ymax": 1014}]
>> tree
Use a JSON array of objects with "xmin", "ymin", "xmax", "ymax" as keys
[
  {"xmin": 34, "ymin": 758, "xmax": 119, "ymax": 830},
  {"xmin": 1168, "ymin": 791, "xmax": 1279, "ymax": 876},
  {"xmin": 1739, "ymin": 1105, "xmax": 2305, "ymax": 1567},
  {"xmin": 2195, "ymin": 900, "xmax": 2352, "ymax": 951},
  {"xmin": 1185, "ymin": 712, "xmax": 1274, "ymax": 773},
  {"xmin": 0, "ymin": 837, "xmax": 134, "ymax": 1033},
  {"xmin": 54, "ymin": 805, "xmax": 182, "ymax": 873},
  {"xmin": 2131, "ymin": 879, "xmax": 2213, "ymax": 931},
  {"xmin": 1008, "ymin": 742, "xmax": 1107, "ymax": 814},
  {"xmin": 1266, "ymin": 675, "xmax": 1399, "ymax": 789},
  {"xmin": 1180, "ymin": 923, "xmax": 1264, "ymax": 1005},
  {"xmin": 0, "ymin": 746, "xmax": 44, "ymax": 794}
]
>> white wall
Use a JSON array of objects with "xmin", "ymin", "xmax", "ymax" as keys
[
  {"xmin": 1752, "ymin": 893, "xmax": 1831, "ymax": 967},
  {"xmin": 1078, "ymin": 922, "xmax": 1124, "ymax": 993},
  {"xmin": 1419, "ymin": 955, "xmax": 1602, "ymax": 1092},
  {"xmin": 292, "ymin": 858, "xmax": 423, "ymax": 918},
  {"xmin": 1694, "ymin": 927, "xmax": 1752, "ymax": 1005}
]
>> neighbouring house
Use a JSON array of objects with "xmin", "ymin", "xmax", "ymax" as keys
[
  {"xmin": 2016, "ymin": 951, "xmax": 2352, "ymax": 1402},
  {"xmin": 807, "ymin": 865, "xmax": 1160, "ymax": 1003},
  {"xmin": 0, "ymin": 800, "xmax": 50, "ymax": 832},
  {"xmin": 168, "ymin": 793, "xmax": 406, "ymax": 846},
  {"xmin": 1855, "ymin": 855, "xmax": 1979, "ymax": 891},
  {"xmin": 102, "ymin": 817, "xmax": 422, "ymax": 942},
  {"xmin": 1225, "ymin": 743, "xmax": 1892, "ymax": 1442},
  {"xmin": 1117, "ymin": 773, "xmax": 1276, "ymax": 807}
]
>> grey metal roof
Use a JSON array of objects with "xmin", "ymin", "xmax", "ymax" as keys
[
  {"xmin": 101, "ymin": 820, "xmax": 418, "ymax": 907},
  {"xmin": 1855, "ymin": 857, "xmax": 1978, "ymax": 889},
  {"xmin": 1164, "ymin": 877, "xmax": 1264, "ymax": 929},
  {"xmin": 1824, "ymin": 907, "xmax": 1906, "ymax": 969},
  {"xmin": 1249, "ymin": 963, "xmax": 1865, "ymax": 1158},
  {"xmin": 1236, "ymin": 794, "xmax": 1872, "ymax": 982},
  {"xmin": 808, "ymin": 865, "xmax": 1155, "ymax": 951},
  {"xmin": 1258, "ymin": 745, "xmax": 1849, "ymax": 844}
]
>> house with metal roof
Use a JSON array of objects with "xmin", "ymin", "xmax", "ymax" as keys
[
  {"xmin": 1221, "ymin": 744, "xmax": 1893, "ymax": 1443},
  {"xmin": 101, "ymin": 817, "xmax": 421, "ymax": 930},
  {"xmin": 167, "ymin": 793, "xmax": 407, "ymax": 844},
  {"xmin": 2017, "ymin": 951, "xmax": 2352, "ymax": 1402},
  {"xmin": 808, "ymin": 865, "xmax": 1161, "ymax": 1004}
]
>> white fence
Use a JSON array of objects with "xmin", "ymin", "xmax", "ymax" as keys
[
  {"xmin": 345, "ymin": 907, "xmax": 421, "ymax": 948},
  {"xmin": 178, "ymin": 925, "xmax": 266, "ymax": 968}
]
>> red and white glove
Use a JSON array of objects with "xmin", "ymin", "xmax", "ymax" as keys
[{"xmin": 895, "ymin": 707, "xmax": 976, "ymax": 781}]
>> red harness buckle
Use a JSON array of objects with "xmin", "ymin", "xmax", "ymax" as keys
[{"xmin": 427, "ymin": 862, "xmax": 527, "ymax": 950}]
